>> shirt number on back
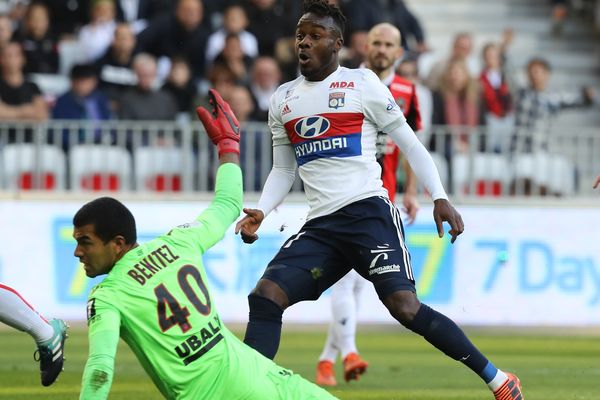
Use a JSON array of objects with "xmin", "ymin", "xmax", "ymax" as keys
[{"xmin": 154, "ymin": 264, "xmax": 212, "ymax": 333}]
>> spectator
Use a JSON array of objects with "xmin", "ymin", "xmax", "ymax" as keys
[
  {"xmin": 337, "ymin": 0, "xmax": 382, "ymax": 41},
  {"xmin": 161, "ymin": 55, "xmax": 197, "ymax": 116},
  {"xmin": 53, "ymin": 64, "xmax": 111, "ymax": 121},
  {"xmin": 118, "ymin": 53, "xmax": 178, "ymax": 121},
  {"xmin": 479, "ymin": 41, "xmax": 513, "ymax": 152},
  {"xmin": 114, "ymin": 0, "xmax": 158, "ymax": 34},
  {"xmin": 397, "ymin": 57, "xmax": 433, "ymax": 137},
  {"xmin": 205, "ymin": 3, "xmax": 258, "ymax": 66},
  {"xmin": 340, "ymin": 30, "xmax": 368, "ymax": 69},
  {"xmin": 0, "ymin": 41, "xmax": 48, "ymax": 123},
  {"xmin": 224, "ymin": 84, "xmax": 255, "ymax": 124},
  {"xmin": 12, "ymin": 2, "xmax": 59, "ymax": 74},
  {"xmin": 224, "ymin": 84, "xmax": 262, "ymax": 190},
  {"xmin": 136, "ymin": 0, "xmax": 210, "ymax": 81},
  {"xmin": 389, "ymin": 0, "xmax": 428, "ymax": 55},
  {"xmin": 243, "ymin": 0, "xmax": 291, "ymax": 56},
  {"xmin": 512, "ymin": 57, "xmax": 596, "ymax": 154},
  {"xmin": 205, "ymin": 62, "xmax": 237, "ymax": 100},
  {"xmin": 78, "ymin": 0, "xmax": 118, "ymax": 62},
  {"xmin": 429, "ymin": 59, "xmax": 482, "ymax": 170},
  {"xmin": 0, "ymin": 14, "xmax": 15, "ymax": 52},
  {"xmin": 95, "ymin": 22, "xmax": 138, "ymax": 108},
  {"xmin": 247, "ymin": 56, "xmax": 281, "ymax": 122},
  {"xmin": 213, "ymin": 33, "xmax": 253, "ymax": 85},
  {"xmin": 52, "ymin": 63, "xmax": 112, "ymax": 148},
  {"xmin": 423, "ymin": 32, "xmax": 479, "ymax": 91},
  {"xmin": 38, "ymin": 0, "xmax": 88, "ymax": 38},
  {"xmin": 551, "ymin": 0, "xmax": 568, "ymax": 36}
]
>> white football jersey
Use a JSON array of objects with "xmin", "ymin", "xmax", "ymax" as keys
[{"xmin": 268, "ymin": 66, "xmax": 407, "ymax": 219}]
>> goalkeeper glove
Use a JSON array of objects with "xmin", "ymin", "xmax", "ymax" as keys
[{"xmin": 196, "ymin": 89, "xmax": 241, "ymax": 156}]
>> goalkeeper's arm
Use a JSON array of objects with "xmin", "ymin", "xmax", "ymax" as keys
[{"xmin": 79, "ymin": 305, "xmax": 121, "ymax": 400}]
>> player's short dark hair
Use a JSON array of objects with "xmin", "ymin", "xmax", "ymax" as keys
[
  {"xmin": 73, "ymin": 197, "xmax": 137, "ymax": 244},
  {"xmin": 302, "ymin": 0, "xmax": 346, "ymax": 37}
]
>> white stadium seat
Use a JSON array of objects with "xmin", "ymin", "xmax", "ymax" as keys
[
  {"xmin": 452, "ymin": 153, "xmax": 511, "ymax": 196},
  {"xmin": 512, "ymin": 153, "xmax": 576, "ymax": 196},
  {"xmin": 1, "ymin": 144, "xmax": 66, "ymax": 190},
  {"xmin": 69, "ymin": 145, "xmax": 132, "ymax": 191},
  {"xmin": 134, "ymin": 146, "xmax": 194, "ymax": 192}
]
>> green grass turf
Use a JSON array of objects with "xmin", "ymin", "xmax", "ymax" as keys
[{"xmin": 0, "ymin": 325, "xmax": 599, "ymax": 399}]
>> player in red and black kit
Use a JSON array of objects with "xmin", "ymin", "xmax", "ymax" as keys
[{"xmin": 368, "ymin": 23, "xmax": 422, "ymax": 222}]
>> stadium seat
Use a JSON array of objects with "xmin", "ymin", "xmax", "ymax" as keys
[
  {"xmin": 69, "ymin": 145, "xmax": 132, "ymax": 191},
  {"xmin": 512, "ymin": 153, "xmax": 576, "ymax": 196},
  {"xmin": 452, "ymin": 153, "xmax": 510, "ymax": 196},
  {"xmin": 133, "ymin": 146, "xmax": 194, "ymax": 192},
  {"xmin": 29, "ymin": 73, "xmax": 70, "ymax": 98},
  {"xmin": 1, "ymin": 144, "xmax": 66, "ymax": 190},
  {"xmin": 58, "ymin": 40, "xmax": 88, "ymax": 76}
]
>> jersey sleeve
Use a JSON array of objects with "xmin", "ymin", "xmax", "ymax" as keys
[
  {"xmin": 166, "ymin": 163, "xmax": 243, "ymax": 253},
  {"xmin": 79, "ymin": 288, "xmax": 121, "ymax": 400},
  {"xmin": 269, "ymin": 89, "xmax": 291, "ymax": 146},
  {"xmin": 361, "ymin": 70, "xmax": 407, "ymax": 133}
]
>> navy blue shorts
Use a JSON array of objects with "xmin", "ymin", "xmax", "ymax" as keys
[{"xmin": 261, "ymin": 196, "xmax": 415, "ymax": 304}]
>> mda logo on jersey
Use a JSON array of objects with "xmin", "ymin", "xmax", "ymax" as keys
[
  {"xmin": 294, "ymin": 116, "xmax": 330, "ymax": 138},
  {"xmin": 406, "ymin": 225, "xmax": 454, "ymax": 303}
]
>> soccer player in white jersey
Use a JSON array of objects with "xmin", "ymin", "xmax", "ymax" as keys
[
  {"xmin": 0, "ymin": 283, "xmax": 68, "ymax": 386},
  {"xmin": 315, "ymin": 22, "xmax": 423, "ymax": 387},
  {"xmin": 236, "ymin": 1, "xmax": 524, "ymax": 399}
]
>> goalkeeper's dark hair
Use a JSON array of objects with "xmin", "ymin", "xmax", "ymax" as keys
[
  {"xmin": 73, "ymin": 197, "xmax": 137, "ymax": 244},
  {"xmin": 303, "ymin": 0, "xmax": 346, "ymax": 37}
]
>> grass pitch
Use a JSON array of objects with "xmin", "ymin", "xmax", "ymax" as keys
[{"xmin": 0, "ymin": 325, "xmax": 599, "ymax": 399}]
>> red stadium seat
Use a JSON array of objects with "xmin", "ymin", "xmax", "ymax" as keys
[
  {"xmin": 1, "ymin": 144, "xmax": 66, "ymax": 190},
  {"xmin": 134, "ymin": 146, "xmax": 193, "ymax": 192},
  {"xmin": 69, "ymin": 145, "xmax": 132, "ymax": 191}
]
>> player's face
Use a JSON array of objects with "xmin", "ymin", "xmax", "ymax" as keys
[
  {"xmin": 295, "ymin": 13, "xmax": 342, "ymax": 81},
  {"xmin": 366, "ymin": 29, "xmax": 402, "ymax": 74},
  {"xmin": 73, "ymin": 224, "xmax": 121, "ymax": 278}
]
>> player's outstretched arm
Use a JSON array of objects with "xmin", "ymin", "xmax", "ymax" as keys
[
  {"xmin": 193, "ymin": 89, "xmax": 243, "ymax": 241},
  {"xmin": 235, "ymin": 144, "xmax": 297, "ymax": 244},
  {"xmin": 79, "ymin": 302, "xmax": 121, "ymax": 400},
  {"xmin": 593, "ymin": 175, "xmax": 600, "ymax": 189}
]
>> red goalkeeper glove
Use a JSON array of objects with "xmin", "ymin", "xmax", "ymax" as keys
[{"xmin": 196, "ymin": 89, "xmax": 241, "ymax": 156}]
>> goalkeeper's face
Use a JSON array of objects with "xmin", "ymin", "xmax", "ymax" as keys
[{"xmin": 73, "ymin": 223, "xmax": 125, "ymax": 278}]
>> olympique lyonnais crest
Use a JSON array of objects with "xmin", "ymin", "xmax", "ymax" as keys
[{"xmin": 329, "ymin": 92, "xmax": 345, "ymax": 109}]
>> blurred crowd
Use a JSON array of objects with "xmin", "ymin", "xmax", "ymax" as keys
[{"xmin": 0, "ymin": 0, "xmax": 596, "ymax": 183}]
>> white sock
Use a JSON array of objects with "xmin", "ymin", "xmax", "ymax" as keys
[
  {"xmin": 487, "ymin": 370, "xmax": 509, "ymax": 392},
  {"xmin": 330, "ymin": 279, "xmax": 358, "ymax": 360},
  {"xmin": 318, "ymin": 321, "xmax": 339, "ymax": 363},
  {"xmin": 0, "ymin": 284, "xmax": 54, "ymax": 343}
]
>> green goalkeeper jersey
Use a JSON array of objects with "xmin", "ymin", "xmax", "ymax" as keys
[{"xmin": 79, "ymin": 163, "xmax": 336, "ymax": 400}]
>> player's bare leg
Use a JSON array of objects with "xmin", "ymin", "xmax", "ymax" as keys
[{"xmin": 383, "ymin": 290, "xmax": 523, "ymax": 399}]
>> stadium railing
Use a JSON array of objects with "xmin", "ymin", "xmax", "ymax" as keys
[{"xmin": 0, "ymin": 120, "xmax": 597, "ymax": 197}]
